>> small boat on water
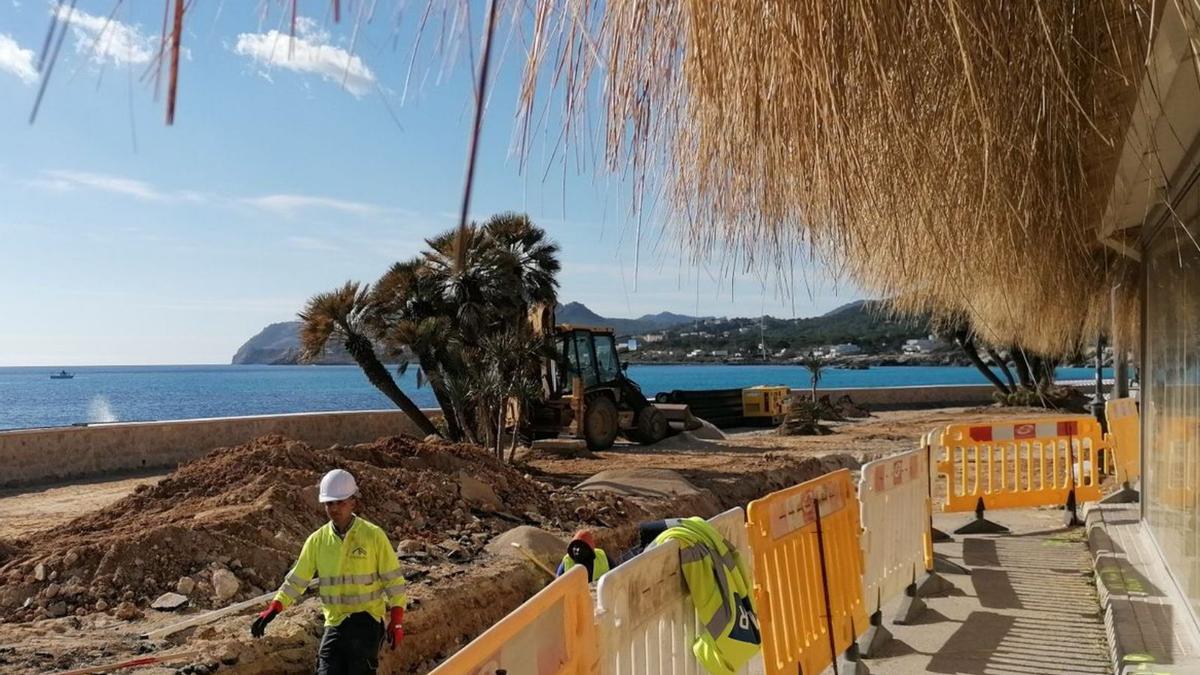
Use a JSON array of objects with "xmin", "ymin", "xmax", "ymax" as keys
[{"xmin": 50, "ymin": 370, "xmax": 74, "ymax": 380}]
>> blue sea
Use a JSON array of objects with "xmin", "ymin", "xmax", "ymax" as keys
[{"xmin": 0, "ymin": 364, "xmax": 1113, "ymax": 431}]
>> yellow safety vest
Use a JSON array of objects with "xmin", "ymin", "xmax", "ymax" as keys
[
  {"xmin": 560, "ymin": 548, "xmax": 611, "ymax": 583},
  {"xmin": 273, "ymin": 516, "xmax": 407, "ymax": 626},
  {"xmin": 655, "ymin": 518, "xmax": 760, "ymax": 675}
]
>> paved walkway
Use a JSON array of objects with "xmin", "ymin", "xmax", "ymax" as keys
[
  {"xmin": 1087, "ymin": 502, "xmax": 1200, "ymax": 674},
  {"xmin": 859, "ymin": 508, "xmax": 1111, "ymax": 675}
]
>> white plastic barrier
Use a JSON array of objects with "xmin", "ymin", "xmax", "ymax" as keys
[
  {"xmin": 595, "ymin": 508, "xmax": 761, "ymax": 675},
  {"xmin": 430, "ymin": 566, "xmax": 598, "ymax": 675},
  {"xmin": 858, "ymin": 448, "xmax": 929, "ymax": 615}
]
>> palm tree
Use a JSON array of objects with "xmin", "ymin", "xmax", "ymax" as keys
[
  {"xmin": 484, "ymin": 212, "xmax": 561, "ymax": 309},
  {"xmin": 299, "ymin": 281, "xmax": 439, "ymax": 437},
  {"xmin": 802, "ymin": 351, "xmax": 824, "ymax": 401},
  {"xmin": 319, "ymin": 212, "xmax": 561, "ymax": 453},
  {"xmin": 371, "ymin": 260, "xmax": 467, "ymax": 441}
]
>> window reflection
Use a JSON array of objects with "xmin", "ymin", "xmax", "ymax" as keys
[{"xmin": 1145, "ymin": 183, "xmax": 1200, "ymax": 615}]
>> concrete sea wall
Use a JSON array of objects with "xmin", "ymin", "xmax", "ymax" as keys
[
  {"xmin": 0, "ymin": 409, "xmax": 427, "ymax": 489},
  {"xmin": 815, "ymin": 384, "xmax": 997, "ymax": 410},
  {"xmin": 0, "ymin": 385, "xmax": 994, "ymax": 489}
]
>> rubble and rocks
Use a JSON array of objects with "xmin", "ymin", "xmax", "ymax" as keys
[
  {"xmin": 114, "ymin": 602, "xmax": 143, "ymax": 621},
  {"xmin": 211, "ymin": 570, "xmax": 239, "ymax": 603},
  {"xmin": 150, "ymin": 593, "xmax": 188, "ymax": 611},
  {"xmin": 457, "ymin": 472, "xmax": 503, "ymax": 510},
  {"xmin": 0, "ymin": 434, "xmax": 626, "ymax": 623},
  {"xmin": 175, "ymin": 577, "xmax": 195, "ymax": 595},
  {"xmin": 484, "ymin": 526, "xmax": 565, "ymax": 566}
]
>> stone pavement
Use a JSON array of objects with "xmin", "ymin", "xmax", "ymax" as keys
[
  {"xmin": 1086, "ymin": 502, "xmax": 1200, "ymax": 675},
  {"xmin": 852, "ymin": 508, "xmax": 1112, "ymax": 675}
]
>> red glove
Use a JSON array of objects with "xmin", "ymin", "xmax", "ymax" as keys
[
  {"xmin": 385, "ymin": 607, "xmax": 404, "ymax": 649},
  {"xmin": 250, "ymin": 600, "xmax": 283, "ymax": 638}
]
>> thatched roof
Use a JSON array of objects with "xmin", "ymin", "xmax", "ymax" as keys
[{"xmin": 512, "ymin": 0, "xmax": 1157, "ymax": 354}]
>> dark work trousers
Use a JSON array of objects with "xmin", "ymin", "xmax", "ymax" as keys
[{"xmin": 316, "ymin": 611, "xmax": 385, "ymax": 675}]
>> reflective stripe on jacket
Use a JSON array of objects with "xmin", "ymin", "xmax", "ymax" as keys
[
  {"xmin": 655, "ymin": 518, "xmax": 761, "ymax": 675},
  {"xmin": 273, "ymin": 516, "xmax": 407, "ymax": 626},
  {"xmin": 560, "ymin": 548, "xmax": 611, "ymax": 582}
]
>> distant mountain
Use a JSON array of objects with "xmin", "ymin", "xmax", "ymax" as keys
[
  {"xmin": 231, "ymin": 321, "xmax": 363, "ymax": 365},
  {"xmin": 555, "ymin": 302, "xmax": 710, "ymax": 335},
  {"xmin": 822, "ymin": 300, "xmax": 870, "ymax": 317}
]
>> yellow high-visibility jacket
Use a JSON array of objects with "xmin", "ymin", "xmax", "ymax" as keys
[
  {"xmin": 273, "ymin": 516, "xmax": 407, "ymax": 626},
  {"xmin": 655, "ymin": 518, "xmax": 760, "ymax": 675}
]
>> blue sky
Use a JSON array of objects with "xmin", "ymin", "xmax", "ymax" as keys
[{"xmin": 0, "ymin": 2, "xmax": 860, "ymax": 366}]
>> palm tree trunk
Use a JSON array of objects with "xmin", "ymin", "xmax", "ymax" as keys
[
  {"xmin": 417, "ymin": 353, "xmax": 464, "ymax": 441},
  {"xmin": 1011, "ymin": 346, "xmax": 1036, "ymax": 390},
  {"xmin": 495, "ymin": 403, "xmax": 505, "ymax": 459},
  {"xmin": 507, "ymin": 398, "xmax": 522, "ymax": 463},
  {"xmin": 954, "ymin": 329, "xmax": 1010, "ymax": 394},
  {"xmin": 344, "ymin": 333, "xmax": 440, "ymax": 437},
  {"xmin": 986, "ymin": 347, "xmax": 1017, "ymax": 390}
]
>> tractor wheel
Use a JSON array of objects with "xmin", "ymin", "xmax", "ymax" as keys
[
  {"xmin": 633, "ymin": 406, "xmax": 669, "ymax": 445},
  {"xmin": 583, "ymin": 395, "xmax": 620, "ymax": 451}
]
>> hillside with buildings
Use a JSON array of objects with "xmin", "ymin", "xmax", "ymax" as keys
[
  {"xmin": 232, "ymin": 301, "xmax": 948, "ymax": 365},
  {"xmin": 617, "ymin": 301, "xmax": 957, "ymax": 364}
]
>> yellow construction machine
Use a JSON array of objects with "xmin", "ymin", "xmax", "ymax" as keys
[{"xmin": 516, "ymin": 306, "xmax": 686, "ymax": 450}]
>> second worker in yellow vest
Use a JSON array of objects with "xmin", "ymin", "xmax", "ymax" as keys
[{"xmin": 556, "ymin": 529, "xmax": 611, "ymax": 583}]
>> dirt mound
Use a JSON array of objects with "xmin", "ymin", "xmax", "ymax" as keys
[{"xmin": 0, "ymin": 434, "xmax": 623, "ymax": 624}]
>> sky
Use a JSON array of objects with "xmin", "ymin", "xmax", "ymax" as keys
[{"xmin": 0, "ymin": 1, "xmax": 861, "ymax": 366}]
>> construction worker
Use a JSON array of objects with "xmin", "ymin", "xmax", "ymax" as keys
[
  {"xmin": 250, "ymin": 469, "xmax": 407, "ymax": 675},
  {"xmin": 555, "ymin": 529, "xmax": 611, "ymax": 583}
]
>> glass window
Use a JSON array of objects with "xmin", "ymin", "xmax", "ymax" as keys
[
  {"xmin": 573, "ymin": 332, "xmax": 599, "ymax": 388},
  {"xmin": 1145, "ymin": 178, "xmax": 1200, "ymax": 618},
  {"xmin": 556, "ymin": 334, "xmax": 573, "ymax": 393},
  {"xmin": 595, "ymin": 335, "xmax": 620, "ymax": 383}
]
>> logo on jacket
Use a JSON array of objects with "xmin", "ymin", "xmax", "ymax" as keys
[
  {"xmin": 728, "ymin": 595, "xmax": 761, "ymax": 645},
  {"xmin": 350, "ymin": 545, "xmax": 368, "ymax": 559}
]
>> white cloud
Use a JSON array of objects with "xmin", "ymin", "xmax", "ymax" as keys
[
  {"xmin": 37, "ymin": 169, "xmax": 167, "ymax": 200},
  {"xmin": 233, "ymin": 17, "xmax": 375, "ymax": 97},
  {"xmin": 54, "ymin": 6, "xmax": 156, "ymax": 67},
  {"xmin": 0, "ymin": 33, "xmax": 36, "ymax": 84},
  {"xmin": 242, "ymin": 194, "xmax": 390, "ymax": 217},
  {"xmin": 27, "ymin": 170, "xmax": 210, "ymax": 203}
]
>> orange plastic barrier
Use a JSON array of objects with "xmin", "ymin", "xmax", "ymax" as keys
[
  {"xmin": 937, "ymin": 417, "xmax": 1102, "ymax": 513},
  {"xmin": 1105, "ymin": 398, "xmax": 1141, "ymax": 484},
  {"xmin": 746, "ymin": 469, "xmax": 867, "ymax": 675},
  {"xmin": 429, "ymin": 566, "xmax": 598, "ymax": 675}
]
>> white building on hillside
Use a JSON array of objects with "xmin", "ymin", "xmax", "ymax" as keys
[
  {"xmin": 826, "ymin": 343, "xmax": 862, "ymax": 356},
  {"xmin": 902, "ymin": 336, "xmax": 946, "ymax": 354}
]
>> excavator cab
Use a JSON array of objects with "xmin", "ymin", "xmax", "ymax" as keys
[{"xmin": 526, "ymin": 325, "xmax": 669, "ymax": 450}]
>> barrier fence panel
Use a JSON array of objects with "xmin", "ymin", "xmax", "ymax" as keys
[
  {"xmin": 430, "ymin": 566, "xmax": 598, "ymax": 675},
  {"xmin": 746, "ymin": 469, "xmax": 867, "ymax": 675},
  {"xmin": 1105, "ymin": 398, "xmax": 1141, "ymax": 483},
  {"xmin": 595, "ymin": 508, "xmax": 757, "ymax": 675},
  {"xmin": 859, "ymin": 448, "xmax": 929, "ymax": 614},
  {"xmin": 923, "ymin": 428, "xmax": 949, "ymax": 553},
  {"xmin": 937, "ymin": 417, "xmax": 1103, "ymax": 513}
]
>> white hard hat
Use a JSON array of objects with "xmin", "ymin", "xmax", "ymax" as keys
[{"xmin": 318, "ymin": 469, "xmax": 358, "ymax": 503}]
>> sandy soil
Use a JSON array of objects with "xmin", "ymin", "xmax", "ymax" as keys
[
  {"xmin": 0, "ymin": 405, "xmax": 1077, "ymax": 674},
  {"xmin": 0, "ymin": 474, "xmax": 167, "ymax": 538}
]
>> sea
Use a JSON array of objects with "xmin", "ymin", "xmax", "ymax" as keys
[{"xmin": 0, "ymin": 364, "xmax": 1114, "ymax": 431}]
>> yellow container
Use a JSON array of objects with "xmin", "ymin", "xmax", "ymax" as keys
[{"xmin": 743, "ymin": 385, "xmax": 791, "ymax": 420}]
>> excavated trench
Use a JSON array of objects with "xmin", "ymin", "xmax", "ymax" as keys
[{"xmin": 216, "ymin": 452, "xmax": 862, "ymax": 674}]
